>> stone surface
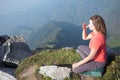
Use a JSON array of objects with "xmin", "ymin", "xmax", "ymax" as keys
[
  {"xmin": 0, "ymin": 70, "xmax": 17, "ymax": 80},
  {"xmin": 0, "ymin": 67, "xmax": 16, "ymax": 76},
  {"xmin": 39, "ymin": 65, "xmax": 71, "ymax": 80},
  {"xmin": 0, "ymin": 35, "xmax": 33, "ymax": 65}
]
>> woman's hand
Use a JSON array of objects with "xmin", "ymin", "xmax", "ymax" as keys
[
  {"xmin": 72, "ymin": 62, "xmax": 80, "ymax": 69},
  {"xmin": 82, "ymin": 23, "xmax": 87, "ymax": 30}
]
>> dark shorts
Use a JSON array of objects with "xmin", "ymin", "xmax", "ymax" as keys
[{"xmin": 72, "ymin": 45, "xmax": 106, "ymax": 73}]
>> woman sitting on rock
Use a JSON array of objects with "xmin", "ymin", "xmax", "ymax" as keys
[{"xmin": 72, "ymin": 15, "xmax": 107, "ymax": 73}]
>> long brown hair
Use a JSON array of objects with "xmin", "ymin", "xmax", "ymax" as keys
[{"xmin": 90, "ymin": 15, "xmax": 107, "ymax": 37}]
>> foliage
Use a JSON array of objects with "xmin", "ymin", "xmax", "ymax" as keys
[
  {"xmin": 15, "ymin": 48, "xmax": 80, "ymax": 80},
  {"xmin": 101, "ymin": 54, "xmax": 120, "ymax": 80},
  {"xmin": 15, "ymin": 48, "xmax": 120, "ymax": 80}
]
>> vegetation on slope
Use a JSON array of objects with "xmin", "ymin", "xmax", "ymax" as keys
[
  {"xmin": 15, "ymin": 48, "xmax": 80, "ymax": 80},
  {"xmin": 107, "ymin": 34, "xmax": 120, "ymax": 54},
  {"xmin": 101, "ymin": 54, "xmax": 120, "ymax": 80},
  {"xmin": 15, "ymin": 48, "xmax": 120, "ymax": 80},
  {"xmin": 107, "ymin": 36, "xmax": 120, "ymax": 48},
  {"xmin": 28, "ymin": 21, "xmax": 89, "ymax": 50}
]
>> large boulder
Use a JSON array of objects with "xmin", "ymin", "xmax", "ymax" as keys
[
  {"xmin": 39, "ymin": 65, "xmax": 71, "ymax": 80},
  {"xmin": 0, "ymin": 35, "xmax": 33, "ymax": 65}
]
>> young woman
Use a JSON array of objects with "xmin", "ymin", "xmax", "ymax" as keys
[{"xmin": 72, "ymin": 15, "xmax": 107, "ymax": 73}]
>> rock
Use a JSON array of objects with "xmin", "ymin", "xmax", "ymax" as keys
[
  {"xmin": 80, "ymin": 74, "xmax": 96, "ymax": 80},
  {"xmin": 0, "ymin": 67, "xmax": 16, "ymax": 76},
  {"xmin": 0, "ymin": 35, "xmax": 10, "ymax": 46},
  {"xmin": 39, "ymin": 65, "xmax": 71, "ymax": 80},
  {"xmin": 62, "ymin": 47, "xmax": 73, "ymax": 50},
  {"xmin": 1, "ymin": 62, "xmax": 18, "ymax": 68},
  {"xmin": 0, "ymin": 35, "xmax": 33, "ymax": 65},
  {"xmin": 0, "ymin": 70, "xmax": 17, "ymax": 80}
]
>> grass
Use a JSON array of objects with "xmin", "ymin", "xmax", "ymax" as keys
[
  {"xmin": 101, "ymin": 54, "xmax": 120, "ymax": 80},
  {"xmin": 15, "ymin": 48, "xmax": 120, "ymax": 80},
  {"xmin": 15, "ymin": 48, "xmax": 80, "ymax": 80}
]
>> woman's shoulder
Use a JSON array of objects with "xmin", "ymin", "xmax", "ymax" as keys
[{"xmin": 96, "ymin": 32, "xmax": 105, "ymax": 40}]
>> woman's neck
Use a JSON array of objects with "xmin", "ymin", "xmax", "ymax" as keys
[{"xmin": 93, "ymin": 30, "xmax": 99, "ymax": 34}]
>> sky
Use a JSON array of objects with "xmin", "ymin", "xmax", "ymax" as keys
[{"xmin": 0, "ymin": 0, "xmax": 45, "ymax": 15}]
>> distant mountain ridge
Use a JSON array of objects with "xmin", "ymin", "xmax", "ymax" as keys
[
  {"xmin": 28, "ymin": 21, "xmax": 89, "ymax": 49},
  {"xmin": 0, "ymin": 0, "xmax": 120, "ymax": 49},
  {"xmin": 0, "ymin": 0, "xmax": 110, "ymax": 35}
]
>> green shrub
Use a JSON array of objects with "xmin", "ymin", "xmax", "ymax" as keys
[{"xmin": 101, "ymin": 54, "xmax": 120, "ymax": 80}]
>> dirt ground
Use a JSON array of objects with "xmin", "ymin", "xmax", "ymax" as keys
[{"xmin": 18, "ymin": 65, "xmax": 38, "ymax": 80}]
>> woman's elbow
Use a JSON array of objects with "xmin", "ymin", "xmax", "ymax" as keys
[{"xmin": 82, "ymin": 37, "xmax": 87, "ymax": 40}]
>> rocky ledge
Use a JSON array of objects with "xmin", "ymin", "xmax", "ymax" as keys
[{"xmin": 0, "ymin": 35, "xmax": 33, "ymax": 65}]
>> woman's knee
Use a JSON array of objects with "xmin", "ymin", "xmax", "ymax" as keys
[
  {"xmin": 78, "ymin": 45, "xmax": 85, "ymax": 50},
  {"xmin": 72, "ymin": 68, "xmax": 80, "ymax": 73},
  {"xmin": 78, "ymin": 45, "xmax": 89, "ymax": 50},
  {"xmin": 72, "ymin": 67, "xmax": 85, "ymax": 73}
]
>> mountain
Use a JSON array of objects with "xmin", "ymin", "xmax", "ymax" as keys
[
  {"xmin": 0, "ymin": 0, "xmax": 120, "ymax": 49},
  {"xmin": 28, "ymin": 21, "xmax": 89, "ymax": 49},
  {"xmin": 0, "ymin": 0, "xmax": 110, "ymax": 35},
  {"xmin": 100, "ymin": 1, "xmax": 120, "ymax": 48},
  {"xmin": 101, "ymin": 1, "xmax": 120, "ymax": 37}
]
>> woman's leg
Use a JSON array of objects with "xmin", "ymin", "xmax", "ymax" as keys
[
  {"xmin": 72, "ymin": 60, "xmax": 106, "ymax": 73},
  {"xmin": 76, "ymin": 45, "xmax": 90, "ymax": 59}
]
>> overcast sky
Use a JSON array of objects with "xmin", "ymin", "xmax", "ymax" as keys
[{"xmin": 0, "ymin": 0, "xmax": 45, "ymax": 15}]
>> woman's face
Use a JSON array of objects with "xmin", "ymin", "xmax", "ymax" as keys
[{"xmin": 88, "ymin": 20, "xmax": 96, "ymax": 31}]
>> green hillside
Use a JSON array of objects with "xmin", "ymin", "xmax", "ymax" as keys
[
  {"xmin": 103, "ymin": 1, "xmax": 120, "ymax": 53},
  {"xmin": 101, "ymin": 1, "xmax": 120, "ymax": 36},
  {"xmin": 107, "ymin": 36, "xmax": 120, "ymax": 54},
  {"xmin": 28, "ymin": 21, "xmax": 89, "ymax": 50},
  {"xmin": 27, "ymin": 1, "xmax": 120, "ymax": 50},
  {"xmin": 15, "ymin": 48, "xmax": 120, "ymax": 80},
  {"xmin": 1, "ymin": 1, "xmax": 120, "ymax": 50}
]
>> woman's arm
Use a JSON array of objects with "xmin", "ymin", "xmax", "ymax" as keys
[
  {"xmin": 82, "ymin": 23, "xmax": 92, "ymax": 40},
  {"xmin": 72, "ymin": 48, "xmax": 98, "ymax": 68}
]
